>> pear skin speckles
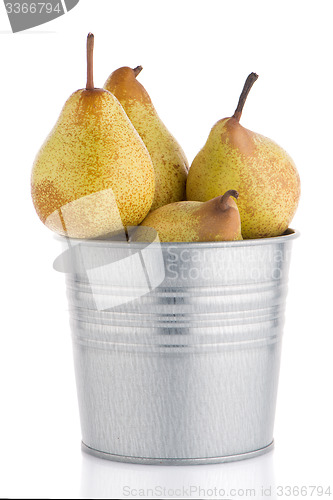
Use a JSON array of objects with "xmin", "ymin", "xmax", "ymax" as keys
[
  {"xmin": 45, "ymin": 189, "xmax": 125, "ymax": 239},
  {"xmin": 104, "ymin": 68, "xmax": 188, "ymax": 211},
  {"xmin": 186, "ymin": 119, "xmax": 300, "ymax": 239},
  {"xmin": 31, "ymin": 88, "xmax": 155, "ymax": 238},
  {"xmin": 138, "ymin": 193, "xmax": 242, "ymax": 243}
]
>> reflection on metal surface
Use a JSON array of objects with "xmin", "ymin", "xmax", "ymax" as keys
[
  {"xmin": 55, "ymin": 227, "xmax": 164, "ymax": 310},
  {"xmin": 57, "ymin": 231, "xmax": 298, "ymax": 464}
]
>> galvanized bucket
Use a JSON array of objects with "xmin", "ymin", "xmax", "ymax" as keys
[{"xmin": 54, "ymin": 229, "xmax": 298, "ymax": 465}]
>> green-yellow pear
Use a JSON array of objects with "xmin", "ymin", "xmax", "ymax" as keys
[
  {"xmin": 186, "ymin": 73, "xmax": 301, "ymax": 239},
  {"xmin": 104, "ymin": 66, "xmax": 188, "ymax": 211},
  {"xmin": 135, "ymin": 190, "xmax": 242, "ymax": 243},
  {"xmin": 31, "ymin": 34, "xmax": 155, "ymax": 239}
]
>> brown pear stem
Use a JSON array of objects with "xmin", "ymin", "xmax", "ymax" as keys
[
  {"xmin": 86, "ymin": 33, "xmax": 94, "ymax": 90},
  {"xmin": 220, "ymin": 190, "xmax": 239, "ymax": 210},
  {"xmin": 133, "ymin": 65, "xmax": 143, "ymax": 78},
  {"xmin": 233, "ymin": 72, "xmax": 258, "ymax": 122}
]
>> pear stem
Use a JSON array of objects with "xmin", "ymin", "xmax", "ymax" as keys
[
  {"xmin": 220, "ymin": 190, "xmax": 239, "ymax": 210},
  {"xmin": 86, "ymin": 33, "xmax": 94, "ymax": 90},
  {"xmin": 233, "ymin": 72, "xmax": 258, "ymax": 122},
  {"xmin": 133, "ymin": 65, "xmax": 143, "ymax": 77}
]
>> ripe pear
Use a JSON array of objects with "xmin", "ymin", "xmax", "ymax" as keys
[
  {"xmin": 104, "ymin": 66, "xmax": 188, "ymax": 211},
  {"xmin": 135, "ymin": 190, "xmax": 242, "ymax": 243},
  {"xmin": 31, "ymin": 34, "xmax": 155, "ymax": 239},
  {"xmin": 186, "ymin": 73, "xmax": 301, "ymax": 239}
]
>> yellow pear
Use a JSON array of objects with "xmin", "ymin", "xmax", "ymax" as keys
[
  {"xmin": 104, "ymin": 66, "xmax": 188, "ymax": 211},
  {"xmin": 186, "ymin": 73, "xmax": 301, "ymax": 239},
  {"xmin": 31, "ymin": 34, "xmax": 155, "ymax": 239},
  {"xmin": 135, "ymin": 190, "xmax": 242, "ymax": 242}
]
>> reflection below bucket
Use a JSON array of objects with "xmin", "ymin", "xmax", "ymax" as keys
[{"xmin": 80, "ymin": 448, "xmax": 275, "ymax": 498}]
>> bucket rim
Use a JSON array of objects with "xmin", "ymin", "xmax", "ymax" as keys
[{"xmin": 54, "ymin": 228, "xmax": 300, "ymax": 248}]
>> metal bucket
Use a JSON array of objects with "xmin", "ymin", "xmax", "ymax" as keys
[{"xmin": 55, "ymin": 229, "xmax": 298, "ymax": 465}]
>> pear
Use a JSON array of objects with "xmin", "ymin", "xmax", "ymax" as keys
[
  {"xmin": 104, "ymin": 66, "xmax": 188, "ymax": 211},
  {"xmin": 31, "ymin": 34, "xmax": 155, "ymax": 239},
  {"xmin": 186, "ymin": 73, "xmax": 301, "ymax": 239},
  {"xmin": 134, "ymin": 190, "xmax": 242, "ymax": 243}
]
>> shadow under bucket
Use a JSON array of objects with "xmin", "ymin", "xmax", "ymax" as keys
[{"xmin": 55, "ymin": 229, "xmax": 299, "ymax": 465}]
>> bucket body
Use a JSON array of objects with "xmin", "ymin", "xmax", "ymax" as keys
[{"xmin": 57, "ymin": 230, "xmax": 298, "ymax": 464}]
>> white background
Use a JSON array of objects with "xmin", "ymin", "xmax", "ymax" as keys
[{"xmin": 1, "ymin": 1, "xmax": 333, "ymax": 498}]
